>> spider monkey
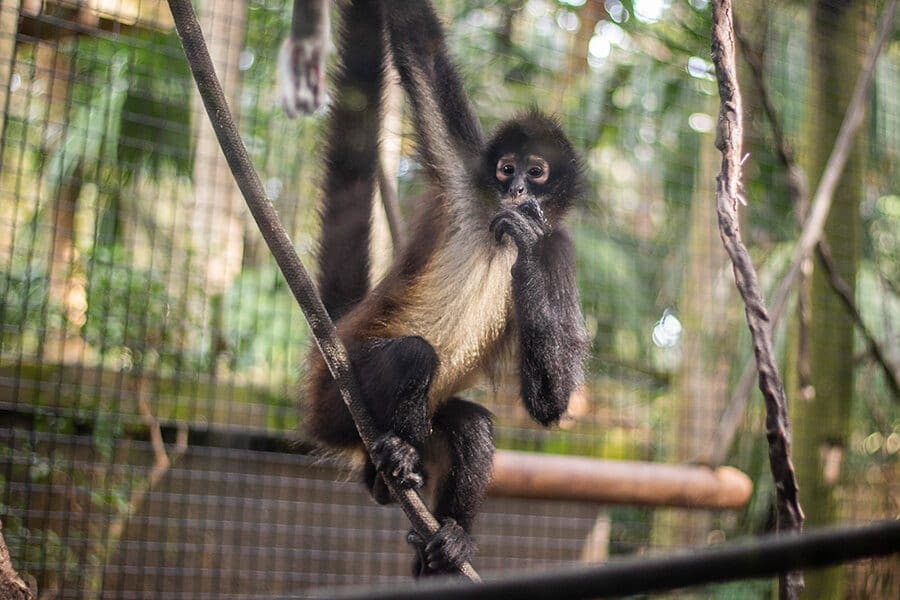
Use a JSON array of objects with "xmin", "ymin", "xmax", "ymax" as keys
[{"xmin": 303, "ymin": 0, "xmax": 589, "ymax": 576}]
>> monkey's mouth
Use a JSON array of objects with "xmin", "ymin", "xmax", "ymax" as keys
[{"xmin": 500, "ymin": 194, "xmax": 537, "ymax": 209}]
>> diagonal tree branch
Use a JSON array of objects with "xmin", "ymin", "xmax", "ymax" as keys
[
  {"xmin": 165, "ymin": 0, "xmax": 480, "ymax": 582},
  {"xmin": 815, "ymin": 240, "xmax": 900, "ymax": 398},
  {"xmin": 709, "ymin": 0, "xmax": 897, "ymax": 465},
  {"xmin": 735, "ymin": 14, "xmax": 899, "ymax": 401},
  {"xmin": 710, "ymin": 2, "xmax": 804, "ymax": 598}
]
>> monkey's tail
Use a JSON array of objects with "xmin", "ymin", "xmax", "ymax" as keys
[{"xmin": 315, "ymin": 0, "xmax": 384, "ymax": 321}]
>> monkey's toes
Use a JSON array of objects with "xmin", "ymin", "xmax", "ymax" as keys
[
  {"xmin": 371, "ymin": 433, "xmax": 425, "ymax": 490},
  {"xmin": 423, "ymin": 518, "xmax": 476, "ymax": 574}
]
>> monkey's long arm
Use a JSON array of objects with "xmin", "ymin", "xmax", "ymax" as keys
[
  {"xmin": 279, "ymin": 0, "xmax": 330, "ymax": 116},
  {"xmin": 382, "ymin": 1, "xmax": 484, "ymax": 184},
  {"xmin": 512, "ymin": 229, "xmax": 588, "ymax": 425}
]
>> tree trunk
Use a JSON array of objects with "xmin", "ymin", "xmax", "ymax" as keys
[
  {"xmin": 190, "ymin": 0, "xmax": 248, "ymax": 372},
  {"xmin": 788, "ymin": 1, "xmax": 867, "ymax": 597},
  {"xmin": 35, "ymin": 43, "xmax": 91, "ymax": 362},
  {"xmin": 0, "ymin": 0, "xmax": 19, "ymax": 146},
  {"xmin": 553, "ymin": 0, "xmax": 605, "ymax": 112},
  {"xmin": 653, "ymin": 99, "xmax": 730, "ymax": 549}
]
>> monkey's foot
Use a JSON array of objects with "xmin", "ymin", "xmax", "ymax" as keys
[
  {"xmin": 407, "ymin": 518, "xmax": 476, "ymax": 577},
  {"xmin": 371, "ymin": 433, "xmax": 425, "ymax": 491}
]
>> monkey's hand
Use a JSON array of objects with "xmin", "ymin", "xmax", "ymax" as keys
[
  {"xmin": 371, "ymin": 432, "xmax": 425, "ymax": 491},
  {"xmin": 407, "ymin": 518, "xmax": 476, "ymax": 576},
  {"xmin": 278, "ymin": 34, "xmax": 328, "ymax": 118},
  {"xmin": 489, "ymin": 199, "xmax": 548, "ymax": 255}
]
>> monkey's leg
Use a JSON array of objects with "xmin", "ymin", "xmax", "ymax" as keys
[
  {"xmin": 352, "ymin": 336, "xmax": 438, "ymax": 495},
  {"xmin": 408, "ymin": 398, "xmax": 494, "ymax": 576}
]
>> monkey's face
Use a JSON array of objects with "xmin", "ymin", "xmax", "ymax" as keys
[
  {"xmin": 494, "ymin": 152, "xmax": 550, "ymax": 208},
  {"xmin": 483, "ymin": 111, "xmax": 585, "ymax": 221}
]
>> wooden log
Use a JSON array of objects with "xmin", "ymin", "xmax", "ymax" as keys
[{"xmin": 490, "ymin": 450, "xmax": 752, "ymax": 510}]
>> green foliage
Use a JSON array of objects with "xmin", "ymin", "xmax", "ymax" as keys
[
  {"xmin": 701, "ymin": 579, "xmax": 773, "ymax": 599},
  {"xmin": 83, "ymin": 246, "xmax": 175, "ymax": 360},
  {"xmin": 0, "ymin": 265, "xmax": 53, "ymax": 337},
  {"xmin": 55, "ymin": 31, "xmax": 191, "ymax": 183},
  {"xmin": 221, "ymin": 265, "xmax": 311, "ymax": 378},
  {"xmin": 117, "ymin": 30, "xmax": 193, "ymax": 179},
  {"xmin": 863, "ymin": 194, "xmax": 899, "ymax": 284},
  {"xmin": 573, "ymin": 223, "xmax": 656, "ymax": 361},
  {"xmin": 43, "ymin": 42, "xmax": 129, "ymax": 190}
]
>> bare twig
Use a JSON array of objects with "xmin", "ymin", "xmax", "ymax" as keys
[
  {"xmin": 709, "ymin": 0, "xmax": 897, "ymax": 464},
  {"xmin": 121, "ymin": 397, "xmax": 188, "ymax": 521},
  {"xmin": 165, "ymin": 0, "xmax": 480, "ymax": 581},
  {"xmin": 816, "ymin": 241, "xmax": 900, "ymax": 398},
  {"xmin": 100, "ymin": 389, "xmax": 188, "ymax": 587},
  {"xmin": 710, "ymin": 2, "xmax": 804, "ymax": 598}
]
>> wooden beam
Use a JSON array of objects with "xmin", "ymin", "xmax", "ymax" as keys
[{"xmin": 490, "ymin": 450, "xmax": 752, "ymax": 510}]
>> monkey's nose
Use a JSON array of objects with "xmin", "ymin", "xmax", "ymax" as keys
[{"xmin": 515, "ymin": 185, "xmax": 525, "ymax": 196}]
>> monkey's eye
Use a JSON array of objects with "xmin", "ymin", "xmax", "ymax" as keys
[
  {"xmin": 525, "ymin": 157, "xmax": 550, "ymax": 184},
  {"xmin": 496, "ymin": 154, "xmax": 518, "ymax": 181},
  {"xmin": 496, "ymin": 162, "xmax": 516, "ymax": 181}
]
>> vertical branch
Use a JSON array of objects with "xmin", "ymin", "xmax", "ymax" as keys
[
  {"xmin": 378, "ymin": 161, "xmax": 404, "ymax": 252},
  {"xmin": 710, "ymin": 2, "xmax": 804, "ymax": 598},
  {"xmin": 376, "ymin": 63, "xmax": 405, "ymax": 258}
]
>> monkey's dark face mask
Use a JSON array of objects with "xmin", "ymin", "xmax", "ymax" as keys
[
  {"xmin": 493, "ymin": 152, "xmax": 550, "ymax": 208},
  {"xmin": 482, "ymin": 113, "xmax": 585, "ymax": 221}
]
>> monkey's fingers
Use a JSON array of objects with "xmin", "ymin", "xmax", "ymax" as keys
[
  {"xmin": 490, "ymin": 210, "xmax": 545, "ymax": 254},
  {"xmin": 488, "ymin": 210, "xmax": 523, "ymax": 244},
  {"xmin": 517, "ymin": 198, "xmax": 546, "ymax": 225}
]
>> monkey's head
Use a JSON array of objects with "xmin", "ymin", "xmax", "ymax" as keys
[{"xmin": 481, "ymin": 110, "xmax": 586, "ymax": 222}]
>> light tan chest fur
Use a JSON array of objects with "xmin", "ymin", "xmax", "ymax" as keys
[{"xmin": 388, "ymin": 231, "xmax": 516, "ymax": 406}]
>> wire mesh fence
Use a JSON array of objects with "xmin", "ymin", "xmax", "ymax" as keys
[{"xmin": 1, "ymin": 0, "xmax": 897, "ymax": 598}]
